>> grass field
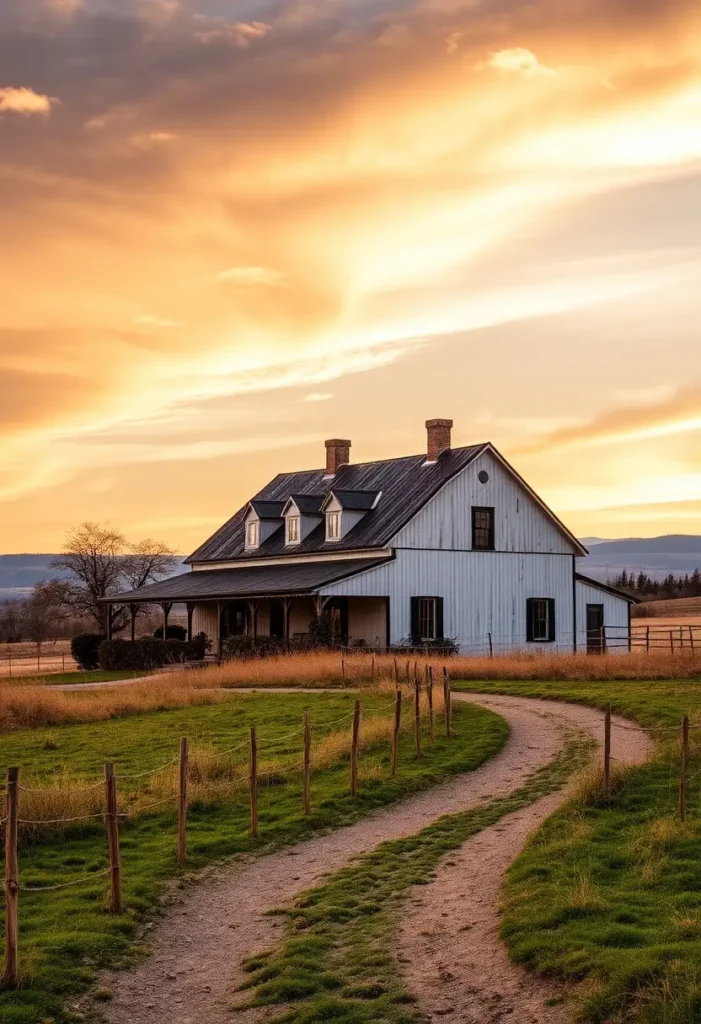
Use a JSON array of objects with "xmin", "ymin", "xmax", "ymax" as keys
[
  {"xmin": 453, "ymin": 678, "xmax": 701, "ymax": 1024},
  {"xmin": 0, "ymin": 690, "xmax": 507, "ymax": 1024}
]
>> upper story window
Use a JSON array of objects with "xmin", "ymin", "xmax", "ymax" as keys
[
  {"xmin": 286, "ymin": 516, "xmax": 300, "ymax": 545},
  {"xmin": 471, "ymin": 506, "xmax": 495, "ymax": 550},
  {"xmin": 327, "ymin": 511, "xmax": 341, "ymax": 541},
  {"xmin": 246, "ymin": 521, "xmax": 259, "ymax": 548}
]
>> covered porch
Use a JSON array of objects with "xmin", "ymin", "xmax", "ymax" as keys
[{"xmin": 103, "ymin": 557, "xmax": 392, "ymax": 653}]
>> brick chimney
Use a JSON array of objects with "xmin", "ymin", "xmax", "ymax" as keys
[
  {"xmin": 325, "ymin": 438, "xmax": 351, "ymax": 475},
  {"xmin": 425, "ymin": 419, "xmax": 453, "ymax": 462}
]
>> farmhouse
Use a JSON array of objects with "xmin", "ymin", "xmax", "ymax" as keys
[{"xmin": 109, "ymin": 420, "xmax": 633, "ymax": 654}]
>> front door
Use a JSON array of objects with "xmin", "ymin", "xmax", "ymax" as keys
[{"xmin": 586, "ymin": 604, "xmax": 605, "ymax": 653}]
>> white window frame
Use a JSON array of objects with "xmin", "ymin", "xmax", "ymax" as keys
[
  {"xmin": 326, "ymin": 511, "xmax": 341, "ymax": 541},
  {"xmin": 419, "ymin": 598, "xmax": 437, "ymax": 641},
  {"xmin": 287, "ymin": 515, "xmax": 300, "ymax": 544},
  {"xmin": 531, "ymin": 599, "xmax": 550, "ymax": 642},
  {"xmin": 246, "ymin": 521, "xmax": 259, "ymax": 548}
]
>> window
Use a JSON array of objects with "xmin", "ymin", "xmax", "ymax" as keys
[
  {"xmin": 526, "ymin": 598, "xmax": 556, "ymax": 643},
  {"xmin": 287, "ymin": 516, "xmax": 300, "ymax": 544},
  {"xmin": 246, "ymin": 521, "xmax": 259, "ymax": 548},
  {"xmin": 471, "ymin": 506, "xmax": 495, "ymax": 550},
  {"xmin": 327, "ymin": 511, "xmax": 341, "ymax": 541},
  {"xmin": 410, "ymin": 596, "xmax": 444, "ymax": 642}
]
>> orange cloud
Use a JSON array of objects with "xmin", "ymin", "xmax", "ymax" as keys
[{"xmin": 0, "ymin": 86, "xmax": 56, "ymax": 115}]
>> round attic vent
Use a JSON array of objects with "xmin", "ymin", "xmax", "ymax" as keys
[{"xmin": 478, "ymin": 470, "xmax": 489, "ymax": 484}]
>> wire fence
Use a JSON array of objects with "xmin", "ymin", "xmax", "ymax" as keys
[{"xmin": 0, "ymin": 671, "xmax": 444, "ymax": 988}]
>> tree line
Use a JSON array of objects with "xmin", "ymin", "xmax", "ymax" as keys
[
  {"xmin": 608, "ymin": 568, "xmax": 701, "ymax": 601},
  {"xmin": 0, "ymin": 523, "xmax": 177, "ymax": 646}
]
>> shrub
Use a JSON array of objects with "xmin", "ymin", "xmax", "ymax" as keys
[
  {"xmin": 153, "ymin": 624, "xmax": 187, "ymax": 641},
  {"xmin": 71, "ymin": 633, "xmax": 107, "ymax": 670},
  {"xmin": 98, "ymin": 634, "xmax": 206, "ymax": 671},
  {"xmin": 391, "ymin": 636, "xmax": 460, "ymax": 657}
]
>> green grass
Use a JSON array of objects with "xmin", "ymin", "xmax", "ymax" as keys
[
  {"xmin": 240, "ymin": 737, "xmax": 592, "ymax": 1024},
  {"xmin": 452, "ymin": 678, "xmax": 701, "ymax": 1023},
  {"xmin": 0, "ymin": 692, "xmax": 507, "ymax": 1024},
  {"xmin": 3, "ymin": 670, "xmax": 152, "ymax": 687}
]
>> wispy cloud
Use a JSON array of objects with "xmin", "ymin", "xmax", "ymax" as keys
[
  {"xmin": 476, "ymin": 48, "xmax": 558, "ymax": 78},
  {"xmin": 194, "ymin": 21, "xmax": 272, "ymax": 48},
  {"xmin": 0, "ymin": 86, "xmax": 57, "ymax": 115}
]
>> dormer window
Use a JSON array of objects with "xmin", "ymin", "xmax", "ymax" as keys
[
  {"xmin": 246, "ymin": 521, "xmax": 259, "ymax": 548},
  {"xmin": 327, "ymin": 511, "xmax": 341, "ymax": 541},
  {"xmin": 287, "ymin": 516, "xmax": 300, "ymax": 545}
]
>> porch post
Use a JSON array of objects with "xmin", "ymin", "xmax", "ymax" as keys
[
  {"xmin": 161, "ymin": 602, "xmax": 172, "ymax": 639},
  {"xmin": 186, "ymin": 602, "xmax": 195, "ymax": 641},
  {"xmin": 216, "ymin": 600, "xmax": 222, "ymax": 658},
  {"xmin": 282, "ymin": 597, "xmax": 291, "ymax": 643},
  {"xmin": 247, "ymin": 601, "xmax": 259, "ymax": 641},
  {"xmin": 129, "ymin": 603, "xmax": 137, "ymax": 643}
]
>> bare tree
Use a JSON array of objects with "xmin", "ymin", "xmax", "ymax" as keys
[
  {"xmin": 0, "ymin": 599, "xmax": 24, "ymax": 643},
  {"xmin": 21, "ymin": 580, "xmax": 69, "ymax": 651},
  {"xmin": 51, "ymin": 522, "xmax": 177, "ymax": 632}
]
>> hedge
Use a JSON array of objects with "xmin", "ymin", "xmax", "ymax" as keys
[
  {"xmin": 98, "ymin": 634, "xmax": 207, "ymax": 671},
  {"xmin": 71, "ymin": 633, "xmax": 107, "ymax": 671}
]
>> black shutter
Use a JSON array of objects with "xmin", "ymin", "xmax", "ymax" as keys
[
  {"xmin": 548, "ymin": 599, "xmax": 556, "ymax": 643},
  {"xmin": 435, "ymin": 598, "xmax": 444, "ymax": 640},
  {"xmin": 410, "ymin": 597, "xmax": 420, "ymax": 643},
  {"xmin": 526, "ymin": 599, "xmax": 535, "ymax": 642}
]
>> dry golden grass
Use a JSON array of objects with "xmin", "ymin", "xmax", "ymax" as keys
[
  {"xmin": 0, "ymin": 676, "xmax": 223, "ymax": 731},
  {"xmin": 200, "ymin": 648, "xmax": 701, "ymax": 688}
]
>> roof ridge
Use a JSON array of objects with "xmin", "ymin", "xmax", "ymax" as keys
[{"xmin": 262, "ymin": 443, "xmax": 489, "ymax": 479}]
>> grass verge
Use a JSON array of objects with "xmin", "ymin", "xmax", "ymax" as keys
[
  {"xmin": 7, "ymin": 670, "xmax": 152, "ymax": 687},
  {"xmin": 0, "ymin": 691, "xmax": 507, "ymax": 1024},
  {"xmin": 239, "ymin": 737, "xmax": 592, "ymax": 1024},
  {"xmin": 453, "ymin": 679, "xmax": 701, "ymax": 1023}
]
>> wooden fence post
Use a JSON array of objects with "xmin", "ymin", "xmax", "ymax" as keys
[
  {"xmin": 393, "ymin": 657, "xmax": 399, "ymax": 685},
  {"xmin": 249, "ymin": 726, "xmax": 258, "ymax": 837},
  {"xmin": 391, "ymin": 690, "xmax": 402, "ymax": 777},
  {"xmin": 603, "ymin": 708, "xmax": 611, "ymax": 798},
  {"xmin": 350, "ymin": 700, "xmax": 361, "ymax": 797},
  {"xmin": 303, "ymin": 711, "xmax": 311, "ymax": 815},
  {"xmin": 689, "ymin": 626, "xmax": 695, "ymax": 651},
  {"xmin": 670, "ymin": 629, "xmax": 674, "ymax": 654},
  {"xmin": 371, "ymin": 654, "xmax": 375, "ymax": 682},
  {"xmin": 4, "ymin": 766, "xmax": 19, "ymax": 988},
  {"xmin": 488, "ymin": 633, "xmax": 493, "ymax": 658},
  {"xmin": 177, "ymin": 737, "xmax": 188, "ymax": 864},
  {"xmin": 341, "ymin": 656, "xmax": 345, "ymax": 681},
  {"xmin": 104, "ymin": 762, "xmax": 123, "ymax": 914},
  {"xmin": 646, "ymin": 626, "xmax": 650, "ymax": 654},
  {"xmin": 443, "ymin": 667, "xmax": 451, "ymax": 736},
  {"xmin": 680, "ymin": 715, "xmax": 690, "ymax": 821},
  {"xmin": 414, "ymin": 676, "xmax": 422, "ymax": 758},
  {"xmin": 405, "ymin": 661, "xmax": 410, "ymax": 685},
  {"xmin": 427, "ymin": 666, "xmax": 434, "ymax": 741}
]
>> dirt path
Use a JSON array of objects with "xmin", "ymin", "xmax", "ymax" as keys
[{"xmin": 98, "ymin": 694, "xmax": 653, "ymax": 1024}]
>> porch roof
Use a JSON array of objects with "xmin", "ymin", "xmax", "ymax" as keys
[{"xmin": 104, "ymin": 557, "xmax": 391, "ymax": 604}]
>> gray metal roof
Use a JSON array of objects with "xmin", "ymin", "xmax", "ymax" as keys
[
  {"xmin": 186, "ymin": 444, "xmax": 488, "ymax": 563},
  {"xmin": 575, "ymin": 573, "xmax": 638, "ymax": 603},
  {"xmin": 106, "ymin": 558, "xmax": 391, "ymax": 603}
]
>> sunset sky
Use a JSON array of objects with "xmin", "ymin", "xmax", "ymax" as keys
[{"xmin": 1, "ymin": 0, "xmax": 700, "ymax": 553}]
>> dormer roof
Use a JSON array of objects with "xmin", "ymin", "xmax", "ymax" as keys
[
  {"xmin": 247, "ymin": 500, "xmax": 285, "ymax": 520},
  {"xmin": 283, "ymin": 494, "xmax": 325, "ymax": 516},
  {"xmin": 322, "ymin": 489, "xmax": 380, "ymax": 511}
]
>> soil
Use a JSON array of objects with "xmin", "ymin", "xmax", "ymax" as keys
[{"xmin": 96, "ymin": 694, "xmax": 653, "ymax": 1024}]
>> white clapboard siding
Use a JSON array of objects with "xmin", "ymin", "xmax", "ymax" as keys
[
  {"xmin": 575, "ymin": 579, "xmax": 631, "ymax": 651},
  {"xmin": 192, "ymin": 602, "xmax": 219, "ymax": 642},
  {"xmin": 320, "ymin": 549, "xmax": 576, "ymax": 652},
  {"xmin": 393, "ymin": 450, "xmax": 574, "ymax": 554}
]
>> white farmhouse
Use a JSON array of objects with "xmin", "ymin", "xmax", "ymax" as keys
[{"xmin": 110, "ymin": 420, "xmax": 633, "ymax": 654}]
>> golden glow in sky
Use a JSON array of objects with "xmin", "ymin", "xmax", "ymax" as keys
[{"xmin": 1, "ymin": 0, "xmax": 701, "ymax": 550}]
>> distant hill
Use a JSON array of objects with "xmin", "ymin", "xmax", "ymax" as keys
[
  {"xmin": 579, "ymin": 535, "xmax": 701, "ymax": 583},
  {"xmin": 0, "ymin": 554, "xmax": 186, "ymax": 601}
]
